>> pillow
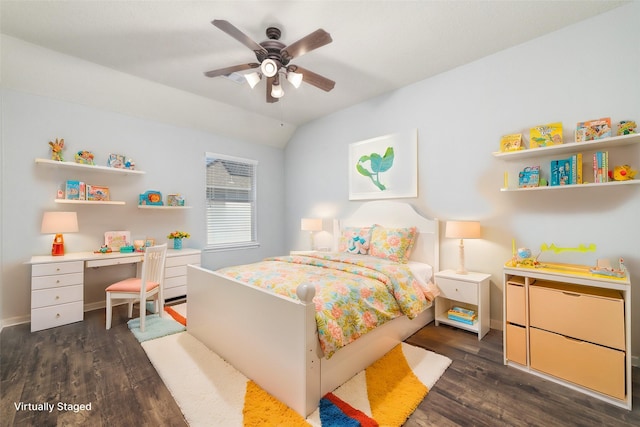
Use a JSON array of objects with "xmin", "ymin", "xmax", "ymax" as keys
[
  {"xmin": 338, "ymin": 226, "xmax": 372, "ymax": 255},
  {"xmin": 369, "ymin": 225, "xmax": 417, "ymax": 263}
]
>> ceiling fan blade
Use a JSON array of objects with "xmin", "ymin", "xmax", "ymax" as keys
[
  {"xmin": 288, "ymin": 65, "xmax": 335, "ymax": 92},
  {"xmin": 281, "ymin": 29, "xmax": 332, "ymax": 61},
  {"xmin": 204, "ymin": 63, "xmax": 259, "ymax": 78},
  {"xmin": 266, "ymin": 76, "xmax": 278, "ymax": 103},
  {"xmin": 212, "ymin": 20, "xmax": 267, "ymax": 56}
]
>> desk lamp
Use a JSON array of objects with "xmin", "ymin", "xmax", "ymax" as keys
[
  {"xmin": 301, "ymin": 218, "xmax": 322, "ymax": 250},
  {"xmin": 445, "ymin": 220, "xmax": 481, "ymax": 274},
  {"xmin": 41, "ymin": 211, "xmax": 79, "ymax": 256}
]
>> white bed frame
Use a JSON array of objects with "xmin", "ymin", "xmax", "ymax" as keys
[{"xmin": 187, "ymin": 201, "xmax": 439, "ymax": 417}]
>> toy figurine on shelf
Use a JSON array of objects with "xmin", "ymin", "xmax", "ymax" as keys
[
  {"xmin": 590, "ymin": 258, "xmax": 627, "ymax": 278},
  {"xmin": 49, "ymin": 138, "xmax": 65, "ymax": 161},
  {"xmin": 75, "ymin": 150, "xmax": 95, "ymax": 165},
  {"xmin": 609, "ymin": 165, "xmax": 637, "ymax": 181}
]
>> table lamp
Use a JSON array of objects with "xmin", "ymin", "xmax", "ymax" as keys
[
  {"xmin": 445, "ymin": 220, "xmax": 481, "ymax": 274},
  {"xmin": 301, "ymin": 218, "xmax": 323, "ymax": 250},
  {"xmin": 41, "ymin": 211, "xmax": 79, "ymax": 256}
]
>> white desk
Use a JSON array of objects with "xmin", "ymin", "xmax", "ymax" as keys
[{"xmin": 28, "ymin": 248, "xmax": 201, "ymax": 332}]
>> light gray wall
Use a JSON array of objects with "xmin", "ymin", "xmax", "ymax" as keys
[
  {"xmin": 285, "ymin": 3, "xmax": 640, "ymax": 357},
  {"xmin": 1, "ymin": 89, "xmax": 285, "ymax": 325}
]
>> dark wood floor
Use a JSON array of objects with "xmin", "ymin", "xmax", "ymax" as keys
[
  {"xmin": 405, "ymin": 325, "xmax": 640, "ymax": 426},
  {"xmin": 2, "ymin": 308, "xmax": 639, "ymax": 426}
]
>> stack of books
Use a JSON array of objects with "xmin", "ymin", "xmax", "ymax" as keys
[
  {"xmin": 593, "ymin": 151, "xmax": 609, "ymax": 183},
  {"xmin": 447, "ymin": 307, "xmax": 477, "ymax": 325},
  {"xmin": 550, "ymin": 153, "xmax": 583, "ymax": 186}
]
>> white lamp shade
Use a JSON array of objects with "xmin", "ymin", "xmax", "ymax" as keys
[
  {"xmin": 244, "ymin": 72, "xmax": 261, "ymax": 89},
  {"xmin": 260, "ymin": 59, "xmax": 278, "ymax": 77},
  {"xmin": 41, "ymin": 211, "xmax": 79, "ymax": 234},
  {"xmin": 287, "ymin": 71, "xmax": 303, "ymax": 88},
  {"xmin": 445, "ymin": 221, "xmax": 481, "ymax": 239},
  {"xmin": 271, "ymin": 82, "xmax": 284, "ymax": 98},
  {"xmin": 301, "ymin": 218, "xmax": 323, "ymax": 232}
]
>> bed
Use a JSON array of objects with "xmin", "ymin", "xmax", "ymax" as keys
[{"xmin": 187, "ymin": 200, "xmax": 439, "ymax": 417}]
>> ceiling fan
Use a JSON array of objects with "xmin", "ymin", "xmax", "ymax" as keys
[{"xmin": 204, "ymin": 20, "xmax": 335, "ymax": 103}]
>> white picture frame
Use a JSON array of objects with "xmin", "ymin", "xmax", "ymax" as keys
[{"xmin": 348, "ymin": 128, "xmax": 418, "ymax": 200}]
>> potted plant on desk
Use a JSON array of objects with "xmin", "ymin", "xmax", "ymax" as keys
[{"xmin": 167, "ymin": 231, "xmax": 190, "ymax": 250}]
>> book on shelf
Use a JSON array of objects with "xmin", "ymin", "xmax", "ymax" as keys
[
  {"xmin": 86, "ymin": 185, "xmax": 110, "ymax": 201},
  {"xmin": 575, "ymin": 117, "xmax": 612, "ymax": 142},
  {"xmin": 530, "ymin": 122, "xmax": 563, "ymax": 148},
  {"xmin": 500, "ymin": 133, "xmax": 523, "ymax": 152},
  {"xmin": 65, "ymin": 180, "xmax": 85, "ymax": 200},
  {"xmin": 550, "ymin": 158, "xmax": 571, "ymax": 186},
  {"xmin": 593, "ymin": 151, "xmax": 609, "ymax": 183},
  {"xmin": 550, "ymin": 153, "xmax": 583, "ymax": 186},
  {"xmin": 571, "ymin": 153, "xmax": 583, "ymax": 185},
  {"xmin": 518, "ymin": 166, "xmax": 540, "ymax": 188}
]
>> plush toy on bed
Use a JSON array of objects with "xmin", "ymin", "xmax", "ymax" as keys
[{"xmin": 609, "ymin": 165, "xmax": 637, "ymax": 181}]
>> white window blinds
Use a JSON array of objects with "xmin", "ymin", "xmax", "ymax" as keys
[{"xmin": 205, "ymin": 153, "xmax": 258, "ymax": 249}]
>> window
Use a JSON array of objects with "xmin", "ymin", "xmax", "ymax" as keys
[{"xmin": 205, "ymin": 153, "xmax": 258, "ymax": 249}]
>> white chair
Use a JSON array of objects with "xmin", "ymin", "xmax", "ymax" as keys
[{"xmin": 105, "ymin": 244, "xmax": 167, "ymax": 331}]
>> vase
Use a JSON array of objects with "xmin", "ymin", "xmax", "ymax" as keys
[{"xmin": 173, "ymin": 238, "xmax": 183, "ymax": 250}]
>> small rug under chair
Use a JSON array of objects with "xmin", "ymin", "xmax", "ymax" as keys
[
  {"xmin": 141, "ymin": 321, "xmax": 452, "ymax": 426},
  {"xmin": 127, "ymin": 313, "xmax": 185, "ymax": 342}
]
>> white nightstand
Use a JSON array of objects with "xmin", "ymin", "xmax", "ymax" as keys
[{"xmin": 434, "ymin": 269, "xmax": 491, "ymax": 340}]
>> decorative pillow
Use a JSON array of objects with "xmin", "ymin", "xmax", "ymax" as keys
[
  {"xmin": 338, "ymin": 227, "xmax": 372, "ymax": 255},
  {"xmin": 369, "ymin": 225, "xmax": 417, "ymax": 263}
]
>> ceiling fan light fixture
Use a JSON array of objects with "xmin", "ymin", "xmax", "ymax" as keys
[
  {"xmin": 271, "ymin": 81, "xmax": 284, "ymax": 98},
  {"xmin": 287, "ymin": 71, "xmax": 303, "ymax": 89},
  {"xmin": 244, "ymin": 72, "xmax": 261, "ymax": 88},
  {"xmin": 260, "ymin": 59, "xmax": 278, "ymax": 77}
]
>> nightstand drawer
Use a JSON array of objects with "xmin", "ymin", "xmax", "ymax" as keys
[{"xmin": 436, "ymin": 277, "xmax": 477, "ymax": 304}]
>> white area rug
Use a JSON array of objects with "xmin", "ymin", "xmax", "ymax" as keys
[{"xmin": 142, "ymin": 331, "xmax": 451, "ymax": 426}]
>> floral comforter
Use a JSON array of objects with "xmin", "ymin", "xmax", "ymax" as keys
[{"xmin": 217, "ymin": 252, "xmax": 433, "ymax": 358}]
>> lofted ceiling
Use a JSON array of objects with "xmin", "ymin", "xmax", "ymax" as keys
[{"xmin": 0, "ymin": 1, "xmax": 628, "ymax": 147}]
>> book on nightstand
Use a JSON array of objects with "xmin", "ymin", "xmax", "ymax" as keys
[{"xmin": 447, "ymin": 307, "xmax": 477, "ymax": 325}]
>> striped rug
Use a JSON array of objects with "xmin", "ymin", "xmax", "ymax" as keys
[{"xmin": 142, "ymin": 330, "xmax": 451, "ymax": 426}]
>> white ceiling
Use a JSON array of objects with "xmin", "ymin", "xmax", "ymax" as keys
[{"xmin": 0, "ymin": 1, "xmax": 628, "ymax": 146}]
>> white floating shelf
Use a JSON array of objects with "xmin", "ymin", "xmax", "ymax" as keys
[
  {"xmin": 54, "ymin": 199, "xmax": 126, "ymax": 205},
  {"xmin": 137, "ymin": 205, "xmax": 192, "ymax": 209},
  {"xmin": 35, "ymin": 158, "xmax": 145, "ymax": 175}
]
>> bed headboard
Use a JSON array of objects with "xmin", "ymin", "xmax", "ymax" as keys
[{"xmin": 334, "ymin": 201, "xmax": 439, "ymax": 272}]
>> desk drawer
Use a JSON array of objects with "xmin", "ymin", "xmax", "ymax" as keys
[
  {"xmin": 166, "ymin": 265, "xmax": 188, "ymax": 278},
  {"xmin": 165, "ymin": 275, "xmax": 186, "ymax": 290},
  {"xmin": 32, "ymin": 272, "xmax": 83, "ymax": 290},
  {"xmin": 529, "ymin": 282, "xmax": 624, "ymax": 350},
  {"xmin": 31, "ymin": 301, "xmax": 83, "ymax": 332},
  {"xmin": 32, "ymin": 261, "xmax": 83, "ymax": 277},
  {"xmin": 32, "ymin": 285, "xmax": 82, "ymax": 308},
  {"xmin": 166, "ymin": 254, "xmax": 201, "ymax": 268},
  {"xmin": 436, "ymin": 277, "xmax": 477, "ymax": 305},
  {"xmin": 530, "ymin": 327, "xmax": 625, "ymax": 400},
  {"xmin": 86, "ymin": 255, "xmax": 143, "ymax": 268}
]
